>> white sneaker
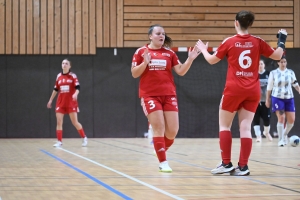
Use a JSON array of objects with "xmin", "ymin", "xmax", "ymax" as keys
[
  {"xmin": 53, "ymin": 141, "xmax": 62, "ymax": 147},
  {"xmin": 211, "ymin": 161, "xmax": 234, "ymax": 174},
  {"xmin": 263, "ymin": 132, "xmax": 273, "ymax": 141},
  {"xmin": 278, "ymin": 140, "xmax": 285, "ymax": 147},
  {"xmin": 256, "ymin": 136, "xmax": 262, "ymax": 142},
  {"xmin": 159, "ymin": 161, "xmax": 172, "ymax": 173},
  {"xmin": 82, "ymin": 137, "xmax": 88, "ymax": 147}
]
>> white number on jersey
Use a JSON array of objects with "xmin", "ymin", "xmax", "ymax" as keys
[{"xmin": 239, "ymin": 50, "xmax": 252, "ymax": 69}]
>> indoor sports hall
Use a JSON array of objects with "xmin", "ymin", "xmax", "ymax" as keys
[{"xmin": 0, "ymin": 0, "xmax": 299, "ymax": 199}]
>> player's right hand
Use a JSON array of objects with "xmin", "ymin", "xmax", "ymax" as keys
[{"xmin": 142, "ymin": 48, "xmax": 151, "ymax": 65}]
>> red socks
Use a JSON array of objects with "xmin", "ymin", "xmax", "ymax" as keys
[
  {"xmin": 219, "ymin": 130, "xmax": 232, "ymax": 164},
  {"xmin": 56, "ymin": 130, "xmax": 62, "ymax": 141},
  {"xmin": 164, "ymin": 135, "xmax": 174, "ymax": 151},
  {"xmin": 239, "ymin": 138, "xmax": 252, "ymax": 167},
  {"xmin": 78, "ymin": 129, "xmax": 86, "ymax": 138},
  {"xmin": 153, "ymin": 137, "xmax": 166, "ymax": 162}
]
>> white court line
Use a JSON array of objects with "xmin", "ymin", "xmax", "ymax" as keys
[{"xmin": 58, "ymin": 147, "xmax": 184, "ymax": 200}]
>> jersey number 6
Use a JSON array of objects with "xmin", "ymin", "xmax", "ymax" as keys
[{"xmin": 239, "ymin": 50, "xmax": 252, "ymax": 69}]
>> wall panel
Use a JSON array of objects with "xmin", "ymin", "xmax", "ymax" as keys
[
  {"xmin": 0, "ymin": 0, "xmax": 297, "ymax": 52},
  {"xmin": 0, "ymin": 0, "xmax": 5, "ymax": 54},
  {"xmin": 12, "ymin": 0, "xmax": 19, "ymax": 54},
  {"xmin": 5, "ymin": 0, "xmax": 12, "ymax": 54}
]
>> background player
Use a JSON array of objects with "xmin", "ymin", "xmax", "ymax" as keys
[
  {"xmin": 253, "ymin": 59, "xmax": 273, "ymax": 142},
  {"xmin": 47, "ymin": 59, "xmax": 88, "ymax": 147},
  {"xmin": 266, "ymin": 55, "xmax": 300, "ymax": 146}
]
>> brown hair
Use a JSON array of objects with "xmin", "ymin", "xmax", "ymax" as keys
[
  {"xmin": 63, "ymin": 58, "xmax": 72, "ymax": 66},
  {"xmin": 148, "ymin": 24, "xmax": 173, "ymax": 48},
  {"xmin": 235, "ymin": 11, "xmax": 255, "ymax": 30}
]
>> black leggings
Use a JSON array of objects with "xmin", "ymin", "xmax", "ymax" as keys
[{"xmin": 253, "ymin": 102, "xmax": 271, "ymax": 126}]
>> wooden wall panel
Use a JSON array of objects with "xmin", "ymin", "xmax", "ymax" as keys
[
  {"xmin": 12, "ymin": 0, "xmax": 19, "ymax": 54},
  {"xmin": 0, "ymin": 0, "xmax": 4, "ymax": 54},
  {"xmin": 110, "ymin": 0, "xmax": 117, "ymax": 47},
  {"xmin": 5, "ymin": 0, "xmax": 12, "ymax": 54},
  {"xmin": 103, "ymin": 1, "xmax": 110, "ymax": 47},
  {"xmin": 26, "ymin": 0, "xmax": 33, "ymax": 54},
  {"xmin": 82, "ymin": 0, "xmax": 89, "ymax": 54},
  {"xmin": 33, "ymin": 0, "xmax": 40, "ymax": 54},
  {"xmin": 117, "ymin": 0, "xmax": 123, "ymax": 47},
  {"xmin": 294, "ymin": 0, "xmax": 300, "ymax": 47},
  {"xmin": 40, "ymin": 0, "xmax": 47, "ymax": 54},
  {"xmin": 0, "ymin": 0, "xmax": 297, "ymax": 54},
  {"xmin": 68, "ymin": 0, "xmax": 75, "ymax": 54},
  {"xmin": 54, "ymin": 0, "xmax": 61, "ymax": 54},
  {"xmin": 75, "ymin": 0, "xmax": 82, "ymax": 54},
  {"xmin": 47, "ymin": 0, "xmax": 54, "ymax": 54},
  {"xmin": 96, "ymin": 0, "xmax": 103, "ymax": 47},
  {"xmin": 61, "ymin": 0, "xmax": 68, "ymax": 54},
  {"xmin": 89, "ymin": 0, "xmax": 96, "ymax": 54}
]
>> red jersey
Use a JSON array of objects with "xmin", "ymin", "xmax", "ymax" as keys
[
  {"xmin": 132, "ymin": 44, "xmax": 181, "ymax": 97},
  {"xmin": 214, "ymin": 34, "xmax": 274, "ymax": 96},
  {"xmin": 54, "ymin": 71, "xmax": 79, "ymax": 108}
]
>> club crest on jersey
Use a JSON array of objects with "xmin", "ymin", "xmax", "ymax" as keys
[
  {"xmin": 162, "ymin": 53, "xmax": 170, "ymax": 57},
  {"xmin": 235, "ymin": 42, "xmax": 253, "ymax": 48}
]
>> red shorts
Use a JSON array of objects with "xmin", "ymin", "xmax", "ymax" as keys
[
  {"xmin": 55, "ymin": 106, "xmax": 79, "ymax": 114},
  {"xmin": 220, "ymin": 94, "xmax": 260, "ymax": 113},
  {"xmin": 141, "ymin": 95, "xmax": 178, "ymax": 116}
]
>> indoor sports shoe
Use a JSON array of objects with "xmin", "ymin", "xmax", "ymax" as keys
[
  {"xmin": 278, "ymin": 140, "xmax": 285, "ymax": 147},
  {"xmin": 159, "ymin": 161, "xmax": 172, "ymax": 173},
  {"xmin": 256, "ymin": 136, "xmax": 261, "ymax": 142},
  {"xmin": 82, "ymin": 136, "xmax": 88, "ymax": 147},
  {"xmin": 230, "ymin": 165, "xmax": 250, "ymax": 176},
  {"xmin": 263, "ymin": 132, "xmax": 273, "ymax": 141},
  {"xmin": 211, "ymin": 161, "xmax": 234, "ymax": 174},
  {"xmin": 53, "ymin": 141, "xmax": 62, "ymax": 147}
]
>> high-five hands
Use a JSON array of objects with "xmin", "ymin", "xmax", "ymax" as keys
[
  {"xmin": 187, "ymin": 45, "xmax": 202, "ymax": 60},
  {"xmin": 196, "ymin": 39, "xmax": 209, "ymax": 52}
]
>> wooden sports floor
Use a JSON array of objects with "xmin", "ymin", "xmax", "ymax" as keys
[{"xmin": 0, "ymin": 138, "xmax": 299, "ymax": 200}]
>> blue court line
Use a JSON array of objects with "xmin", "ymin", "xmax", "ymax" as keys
[{"xmin": 40, "ymin": 149, "xmax": 133, "ymax": 200}]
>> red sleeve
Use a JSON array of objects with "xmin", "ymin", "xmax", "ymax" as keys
[
  {"xmin": 259, "ymin": 39, "xmax": 275, "ymax": 58},
  {"xmin": 171, "ymin": 51, "xmax": 181, "ymax": 67},
  {"xmin": 132, "ymin": 47, "xmax": 144, "ymax": 67},
  {"xmin": 72, "ymin": 73, "xmax": 79, "ymax": 87},
  {"xmin": 214, "ymin": 40, "xmax": 228, "ymax": 60},
  {"xmin": 54, "ymin": 75, "xmax": 59, "ymax": 91}
]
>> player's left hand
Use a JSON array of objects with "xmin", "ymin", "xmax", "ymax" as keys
[
  {"xmin": 72, "ymin": 93, "xmax": 78, "ymax": 101},
  {"xmin": 196, "ymin": 39, "xmax": 209, "ymax": 52},
  {"xmin": 188, "ymin": 45, "xmax": 201, "ymax": 60}
]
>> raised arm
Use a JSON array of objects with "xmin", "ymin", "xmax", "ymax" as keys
[
  {"xmin": 196, "ymin": 40, "xmax": 221, "ymax": 65},
  {"xmin": 173, "ymin": 45, "xmax": 201, "ymax": 76},
  {"xmin": 131, "ymin": 48, "xmax": 151, "ymax": 78}
]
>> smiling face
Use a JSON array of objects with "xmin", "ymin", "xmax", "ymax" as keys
[
  {"xmin": 149, "ymin": 26, "xmax": 165, "ymax": 49},
  {"xmin": 61, "ymin": 59, "xmax": 71, "ymax": 73}
]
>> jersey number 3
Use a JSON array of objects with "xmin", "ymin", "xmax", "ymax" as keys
[{"xmin": 239, "ymin": 50, "xmax": 252, "ymax": 69}]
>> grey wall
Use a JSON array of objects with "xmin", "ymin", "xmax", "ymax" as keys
[{"xmin": 0, "ymin": 48, "xmax": 299, "ymax": 138}]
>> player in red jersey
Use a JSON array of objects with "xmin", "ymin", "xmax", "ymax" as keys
[
  {"xmin": 47, "ymin": 59, "xmax": 88, "ymax": 147},
  {"xmin": 131, "ymin": 24, "xmax": 201, "ymax": 172},
  {"xmin": 196, "ymin": 10, "xmax": 286, "ymax": 176}
]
